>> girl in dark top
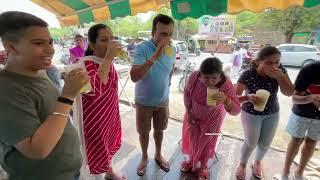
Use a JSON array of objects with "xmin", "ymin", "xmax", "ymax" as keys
[{"xmin": 235, "ymin": 46, "xmax": 294, "ymax": 179}]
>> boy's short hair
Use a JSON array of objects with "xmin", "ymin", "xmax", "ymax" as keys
[{"xmin": 0, "ymin": 11, "xmax": 48, "ymax": 43}]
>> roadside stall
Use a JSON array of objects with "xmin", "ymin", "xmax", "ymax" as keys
[{"xmin": 30, "ymin": 1, "xmax": 320, "ymax": 179}]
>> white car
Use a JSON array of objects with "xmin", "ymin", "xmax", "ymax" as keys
[{"xmin": 277, "ymin": 44, "xmax": 320, "ymax": 67}]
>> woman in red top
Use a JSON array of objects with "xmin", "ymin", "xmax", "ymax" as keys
[{"xmin": 75, "ymin": 24, "xmax": 124, "ymax": 179}]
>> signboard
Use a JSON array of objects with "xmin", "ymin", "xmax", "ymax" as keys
[
  {"xmin": 238, "ymin": 36, "xmax": 255, "ymax": 42},
  {"xmin": 198, "ymin": 15, "xmax": 235, "ymax": 36}
]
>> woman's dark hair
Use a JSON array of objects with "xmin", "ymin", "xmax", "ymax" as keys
[
  {"xmin": 74, "ymin": 34, "xmax": 84, "ymax": 40},
  {"xmin": 85, "ymin": 24, "xmax": 111, "ymax": 56},
  {"xmin": 200, "ymin": 57, "xmax": 223, "ymax": 75},
  {"xmin": 199, "ymin": 57, "xmax": 226, "ymax": 87},
  {"xmin": 256, "ymin": 45, "xmax": 280, "ymax": 62}
]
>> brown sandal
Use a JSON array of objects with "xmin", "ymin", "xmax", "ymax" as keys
[
  {"xmin": 180, "ymin": 160, "xmax": 192, "ymax": 173},
  {"xmin": 155, "ymin": 158, "xmax": 170, "ymax": 172},
  {"xmin": 136, "ymin": 160, "xmax": 149, "ymax": 176},
  {"xmin": 235, "ymin": 165, "xmax": 246, "ymax": 180},
  {"xmin": 251, "ymin": 162, "xmax": 263, "ymax": 179}
]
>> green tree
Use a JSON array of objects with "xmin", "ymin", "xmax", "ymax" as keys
[
  {"xmin": 49, "ymin": 27, "xmax": 73, "ymax": 39},
  {"xmin": 235, "ymin": 11, "xmax": 258, "ymax": 37},
  {"xmin": 260, "ymin": 6, "xmax": 320, "ymax": 43}
]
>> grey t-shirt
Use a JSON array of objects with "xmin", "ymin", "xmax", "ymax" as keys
[{"xmin": 0, "ymin": 70, "xmax": 82, "ymax": 180}]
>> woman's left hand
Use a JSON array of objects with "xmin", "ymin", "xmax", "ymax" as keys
[
  {"xmin": 211, "ymin": 92, "xmax": 227, "ymax": 104},
  {"xmin": 264, "ymin": 68, "xmax": 284, "ymax": 80}
]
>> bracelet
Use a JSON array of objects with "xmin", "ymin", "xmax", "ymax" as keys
[
  {"xmin": 52, "ymin": 112, "xmax": 69, "ymax": 118},
  {"xmin": 224, "ymin": 97, "xmax": 232, "ymax": 106},
  {"xmin": 57, "ymin": 96, "xmax": 74, "ymax": 105},
  {"xmin": 148, "ymin": 59, "xmax": 156, "ymax": 64}
]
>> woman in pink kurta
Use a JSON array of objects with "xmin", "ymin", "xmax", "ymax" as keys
[
  {"xmin": 69, "ymin": 35, "xmax": 86, "ymax": 64},
  {"xmin": 181, "ymin": 57, "xmax": 241, "ymax": 180},
  {"xmin": 78, "ymin": 24, "xmax": 124, "ymax": 179}
]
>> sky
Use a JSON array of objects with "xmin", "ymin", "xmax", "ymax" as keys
[
  {"xmin": 0, "ymin": 0, "xmax": 60, "ymax": 27},
  {"xmin": 0, "ymin": 0, "xmax": 154, "ymax": 28}
]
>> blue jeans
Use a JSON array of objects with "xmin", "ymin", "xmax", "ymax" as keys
[{"xmin": 240, "ymin": 111, "xmax": 279, "ymax": 164}]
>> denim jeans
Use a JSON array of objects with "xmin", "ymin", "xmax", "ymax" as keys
[{"xmin": 240, "ymin": 111, "xmax": 280, "ymax": 164}]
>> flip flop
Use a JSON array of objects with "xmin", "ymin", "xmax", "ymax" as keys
[
  {"xmin": 180, "ymin": 160, "xmax": 192, "ymax": 173},
  {"xmin": 273, "ymin": 174, "xmax": 289, "ymax": 180},
  {"xmin": 293, "ymin": 172, "xmax": 304, "ymax": 180},
  {"xmin": 105, "ymin": 173, "xmax": 126, "ymax": 180},
  {"xmin": 155, "ymin": 158, "xmax": 170, "ymax": 172},
  {"xmin": 136, "ymin": 160, "xmax": 149, "ymax": 176},
  {"xmin": 251, "ymin": 162, "xmax": 263, "ymax": 179},
  {"xmin": 198, "ymin": 168, "xmax": 209, "ymax": 180},
  {"xmin": 235, "ymin": 165, "xmax": 246, "ymax": 180}
]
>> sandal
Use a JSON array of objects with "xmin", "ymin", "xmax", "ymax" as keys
[
  {"xmin": 235, "ymin": 165, "xmax": 246, "ymax": 180},
  {"xmin": 105, "ymin": 173, "xmax": 126, "ymax": 180},
  {"xmin": 198, "ymin": 168, "xmax": 209, "ymax": 180},
  {"xmin": 180, "ymin": 160, "xmax": 192, "ymax": 173},
  {"xmin": 136, "ymin": 159, "xmax": 149, "ymax": 176},
  {"xmin": 273, "ymin": 174, "xmax": 289, "ymax": 180},
  {"xmin": 155, "ymin": 158, "xmax": 170, "ymax": 172},
  {"xmin": 293, "ymin": 172, "xmax": 304, "ymax": 180},
  {"xmin": 251, "ymin": 162, "xmax": 263, "ymax": 179}
]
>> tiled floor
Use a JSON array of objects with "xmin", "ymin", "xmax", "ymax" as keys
[{"xmin": 0, "ymin": 104, "xmax": 296, "ymax": 180}]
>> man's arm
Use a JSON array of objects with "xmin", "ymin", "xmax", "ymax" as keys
[
  {"xmin": 130, "ymin": 57, "xmax": 156, "ymax": 82},
  {"xmin": 130, "ymin": 39, "xmax": 170, "ymax": 82}
]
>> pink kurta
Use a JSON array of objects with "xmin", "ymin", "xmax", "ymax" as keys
[
  {"xmin": 82, "ymin": 60, "xmax": 122, "ymax": 174},
  {"xmin": 182, "ymin": 71, "xmax": 240, "ymax": 170}
]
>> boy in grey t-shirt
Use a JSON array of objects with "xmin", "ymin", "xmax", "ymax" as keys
[{"xmin": 0, "ymin": 11, "xmax": 89, "ymax": 180}]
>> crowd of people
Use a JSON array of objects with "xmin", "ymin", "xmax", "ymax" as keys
[{"xmin": 0, "ymin": 11, "xmax": 319, "ymax": 180}]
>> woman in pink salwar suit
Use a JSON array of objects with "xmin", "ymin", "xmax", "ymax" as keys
[{"xmin": 181, "ymin": 57, "xmax": 241, "ymax": 180}]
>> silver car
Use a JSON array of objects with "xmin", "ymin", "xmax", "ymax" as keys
[
  {"xmin": 277, "ymin": 44, "xmax": 320, "ymax": 67},
  {"xmin": 172, "ymin": 40, "xmax": 189, "ymax": 69}
]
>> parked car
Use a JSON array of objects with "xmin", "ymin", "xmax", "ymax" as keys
[
  {"xmin": 172, "ymin": 40, "xmax": 189, "ymax": 69},
  {"xmin": 277, "ymin": 44, "xmax": 320, "ymax": 67}
]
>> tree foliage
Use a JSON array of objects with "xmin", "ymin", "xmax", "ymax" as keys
[
  {"xmin": 260, "ymin": 6, "xmax": 320, "ymax": 42},
  {"xmin": 234, "ymin": 11, "xmax": 258, "ymax": 36}
]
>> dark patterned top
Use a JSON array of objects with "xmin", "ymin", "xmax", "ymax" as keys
[{"xmin": 238, "ymin": 64, "xmax": 287, "ymax": 115}]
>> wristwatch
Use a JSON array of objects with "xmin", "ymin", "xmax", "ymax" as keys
[{"xmin": 57, "ymin": 96, "xmax": 74, "ymax": 105}]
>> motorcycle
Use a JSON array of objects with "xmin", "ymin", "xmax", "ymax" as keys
[
  {"xmin": 240, "ymin": 50, "xmax": 254, "ymax": 72},
  {"xmin": 178, "ymin": 61, "xmax": 196, "ymax": 92}
]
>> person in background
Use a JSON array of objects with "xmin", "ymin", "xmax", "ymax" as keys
[
  {"xmin": 181, "ymin": 57, "xmax": 240, "ymax": 180},
  {"xmin": 235, "ymin": 46, "xmax": 294, "ymax": 180},
  {"xmin": 69, "ymin": 34, "xmax": 86, "ymax": 64},
  {"xmin": 46, "ymin": 64, "xmax": 62, "ymax": 91},
  {"xmin": 127, "ymin": 40, "xmax": 136, "ymax": 57},
  {"xmin": 231, "ymin": 45, "xmax": 242, "ymax": 78}
]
